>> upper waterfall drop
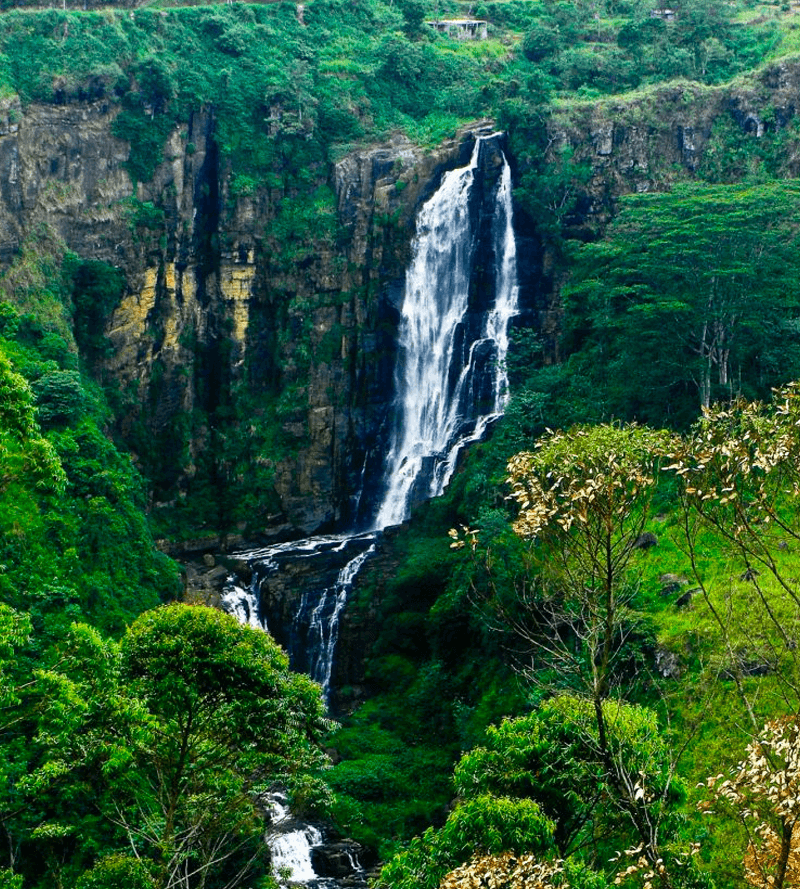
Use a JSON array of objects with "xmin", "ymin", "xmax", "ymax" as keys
[
  {"xmin": 486, "ymin": 154, "xmax": 519, "ymax": 413},
  {"xmin": 373, "ymin": 135, "xmax": 520, "ymax": 530}
]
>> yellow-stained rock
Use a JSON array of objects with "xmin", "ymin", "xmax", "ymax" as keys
[{"xmin": 219, "ymin": 261, "xmax": 255, "ymax": 361}]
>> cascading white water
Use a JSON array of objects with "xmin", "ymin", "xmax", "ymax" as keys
[
  {"xmin": 222, "ymin": 581, "xmax": 263, "ymax": 629},
  {"xmin": 222, "ymin": 136, "xmax": 520, "ymax": 700},
  {"xmin": 269, "ymin": 827, "xmax": 323, "ymax": 883},
  {"xmin": 221, "ymin": 533, "xmax": 377, "ymax": 707},
  {"xmin": 305, "ymin": 543, "xmax": 376, "ymax": 699},
  {"xmin": 266, "ymin": 790, "xmax": 366, "ymax": 888},
  {"xmin": 266, "ymin": 792, "xmax": 326, "ymax": 884},
  {"xmin": 487, "ymin": 155, "xmax": 519, "ymax": 413},
  {"xmin": 374, "ymin": 136, "xmax": 519, "ymax": 529}
]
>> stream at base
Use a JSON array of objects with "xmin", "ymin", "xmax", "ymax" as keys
[{"xmin": 266, "ymin": 792, "xmax": 371, "ymax": 889}]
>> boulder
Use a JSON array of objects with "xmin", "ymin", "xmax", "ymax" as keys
[
  {"xmin": 659, "ymin": 573, "xmax": 689, "ymax": 595},
  {"xmin": 654, "ymin": 647, "xmax": 681, "ymax": 679}
]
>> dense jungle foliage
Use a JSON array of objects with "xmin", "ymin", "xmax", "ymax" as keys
[{"xmin": 1, "ymin": 0, "xmax": 800, "ymax": 887}]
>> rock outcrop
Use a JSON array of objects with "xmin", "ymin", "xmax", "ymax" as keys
[
  {"xmin": 524, "ymin": 58, "xmax": 800, "ymax": 353},
  {"xmin": 545, "ymin": 60, "xmax": 800, "ymax": 231}
]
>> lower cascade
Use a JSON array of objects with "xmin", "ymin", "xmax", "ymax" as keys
[
  {"xmin": 222, "ymin": 131, "xmax": 519, "ymax": 885},
  {"xmin": 266, "ymin": 792, "xmax": 370, "ymax": 888}
]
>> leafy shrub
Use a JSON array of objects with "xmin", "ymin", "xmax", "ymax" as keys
[
  {"xmin": 33, "ymin": 370, "xmax": 84, "ymax": 427},
  {"xmin": 76, "ymin": 856, "xmax": 156, "ymax": 889}
]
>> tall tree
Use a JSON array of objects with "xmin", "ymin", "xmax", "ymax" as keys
[
  {"xmin": 455, "ymin": 424, "xmax": 683, "ymax": 882},
  {"xmin": 502, "ymin": 423, "xmax": 668, "ymax": 707},
  {"xmin": 27, "ymin": 605, "xmax": 330, "ymax": 889},
  {"xmin": 703, "ymin": 717, "xmax": 800, "ymax": 889},
  {"xmin": 665, "ymin": 383, "xmax": 800, "ymax": 720}
]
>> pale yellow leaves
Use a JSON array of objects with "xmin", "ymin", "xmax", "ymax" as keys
[
  {"xmin": 505, "ymin": 424, "xmax": 669, "ymax": 542},
  {"xmin": 439, "ymin": 852, "xmax": 565, "ymax": 889},
  {"xmin": 666, "ymin": 382, "xmax": 800, "ymax": 515},
  {"xmin": 702, "ymin": 717, "xmax": 800, "ymax": 889}
]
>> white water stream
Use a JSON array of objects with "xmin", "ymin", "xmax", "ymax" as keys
[
  {"xmin": 374, "ymin": 135, "xmax": 519, "ymax": 528},
  {"xmin": 267, "ymin": 792, "xmax": 336, "ymax": 886}
]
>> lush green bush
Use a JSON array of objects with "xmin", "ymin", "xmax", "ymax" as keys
[
  {"xmin": 0, "ymin": 242, "xmax": 180, "ymax": 635},
  {"xmin": 377, "ymin": 795, "xmax": 556, "ymax": 889}
]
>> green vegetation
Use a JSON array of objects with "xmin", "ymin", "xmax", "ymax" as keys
[
  {"xmin": 325, "ymin": 175, "xmax": 800, "ymax": 889},
  {"xmin": 496, "ymin": 181, "xmax": 800, "ymax": 444},
  {"xmin": 0, "ymin": 603, "xmax": 328, "ymax": 888},
  {"xmin": 377, "ymin": 696, "xmax": 689, "ymax": 889},
  {"xmin": 0, "ymin": 230, "xmax": 330, "ymax": 889},
  {"xmin": 2, "ymin": 0, "xmax": 800, "ymax": 886},
  {"xmin": 349, "ymin": 392, "xmax": 800, "ymax": 889},
  {"xmin": 0, "ymin": 243, "xmax": 179, "ymax": 634}
]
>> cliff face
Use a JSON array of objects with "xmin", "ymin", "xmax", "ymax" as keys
[
  {"xmin": 267, "ymin": 122, "xmax": 497, "ymax": 534},
  {"xmin": 4, "ymin": 57, "xmax": 799, "ymax": 540},
  {"xmin": 0, "ymin": 94, "xmax": 496, "ymax": 538},
  {"xmin": 544, "ymin": 59, "xmax": 800, "ymax": 228}
]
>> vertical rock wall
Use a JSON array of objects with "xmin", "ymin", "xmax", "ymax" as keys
[{"xmin": 0, "ymin": 95, "xmax": 503, "ymax": 538}]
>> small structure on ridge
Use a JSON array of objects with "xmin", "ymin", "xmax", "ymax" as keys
[{"xmin": 427, "ymin": 19, "xmax": 488, "ymax": 39}]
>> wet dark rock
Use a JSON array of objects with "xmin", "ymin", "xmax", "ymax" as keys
[
  {"xmin": 722, "ymin": 654, "xmax": 774, "ymax": 679},
  {"xmin": 740, "ymin": 660, "xmax": 773, "ymax": 676},
  {"xmin": 675, "ymin": 588, "xmax": 699, "ymax": 609},
  {"xmin": 312, "ymin": 842, "xmax": 372, "ymax": 878},
  {"xmin": 633, "ymin": 532, "xmax": 658, "ymax": 550}
]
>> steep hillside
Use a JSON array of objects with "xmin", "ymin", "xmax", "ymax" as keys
[{"xmin": 3, "ymin": 2, "xmax": 800, "ymax": 886}]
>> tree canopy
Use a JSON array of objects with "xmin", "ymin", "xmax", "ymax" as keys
[
  {"xmin": 561, "ymin": 182, "xmax": 800, "ymax": 427},
  {"xmin": 2, "ymin": 604, "xmax": 329, "ymax": 889}
]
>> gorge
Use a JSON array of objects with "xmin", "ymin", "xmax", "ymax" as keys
[{"xmin": 5, "ymin": 5, "xmax": 800, "ymax": 883}]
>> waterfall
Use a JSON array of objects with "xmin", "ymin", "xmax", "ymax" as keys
[
  {"xmin": 294, "ymin": 540, "xmax": 376, "ymax": 701},
  {"xmin": 487, "ymin": 155, "xmax": 519, "ymax": 414},
  {"xmin": 269, "ymin": 827, "xmax": 323, "ymax": 883},
  {"xmin": 266, "ymin": 789, "xmax": 368, "ymax": 888},
  {"xmin": 223, "ymin": 135, "xmax": 519, "ymax": 701},
  {"xmin": 223, "ymin": 134, "xmax": 519, "ymax": 704},
  {"xmin": 267, "ymin": 791, "xmax": 320, "ymax": 883},
  {"xmin": 222, "ymin": 580, "xmax": 262, "ymax": 628},
  {"xmin": 221, "ymin": 132, "xmax": 520, "ymax": 889},
  {"xmin": 373, "ymin": 135, "xmax": 519, "ymax": 529}
]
